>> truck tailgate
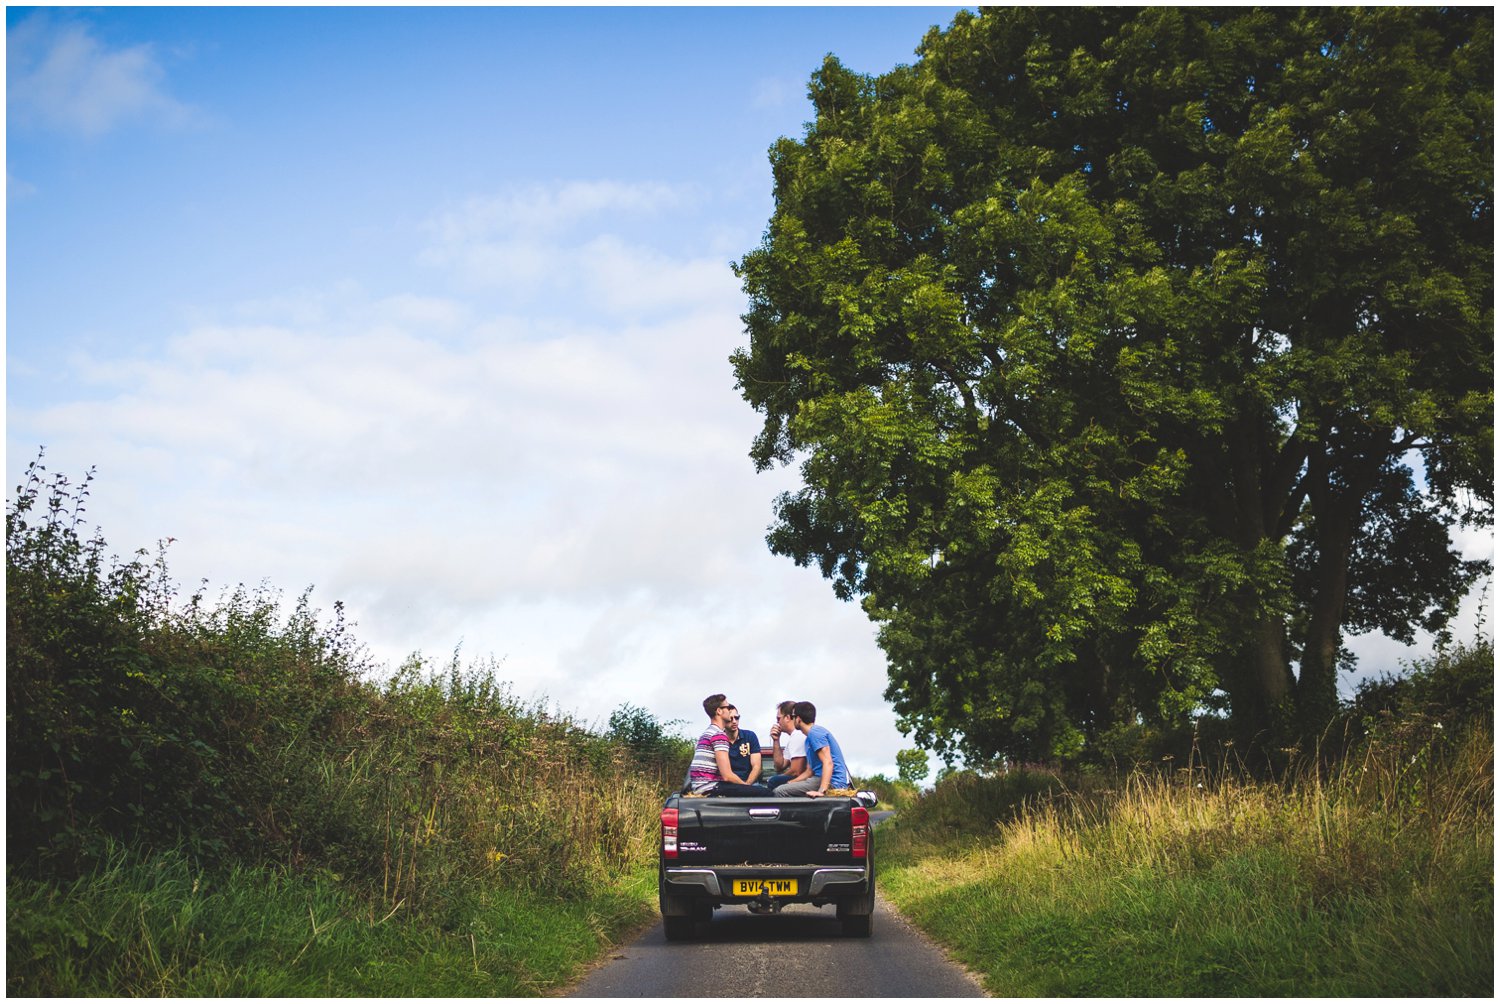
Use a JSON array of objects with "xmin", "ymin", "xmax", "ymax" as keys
[{"xmin": 672, "ymin": 797, "xmax": 856, "ymax": 864}]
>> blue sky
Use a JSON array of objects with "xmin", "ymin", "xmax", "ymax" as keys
[{"xmin": 7, "ymin": 6, "xmax": 1490, "ymax": 778}]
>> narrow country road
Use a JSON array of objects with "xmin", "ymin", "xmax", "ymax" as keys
[
  {"xmin": 567, "ymin": 812, "xmax": 987, "ymax": 998},
  {"xmin": 567, "ymin": 895, "xmax": 986, "ymax": 997}
]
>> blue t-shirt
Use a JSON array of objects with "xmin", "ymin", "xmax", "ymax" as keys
[
  {"xmin": 725, "ymin": 729, "xmax": 762, "ymax": 781},
  {"xmin": 804, "ymin": 724, "xmax": 849, "ymax": 788}
]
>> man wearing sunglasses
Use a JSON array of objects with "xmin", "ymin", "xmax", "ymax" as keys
[
  {"xmin": 765, "ymin": 700, "xmax": 809, "ymax": 791},
  {"xmin": 687, "ymin": 694, "xmax": 770, "ymax": 796},
  {"xmin": 722, "ymin": 704, "xmax": 764, "ymax": 786}
]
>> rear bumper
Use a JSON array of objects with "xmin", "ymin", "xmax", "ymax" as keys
[{"xmin": 662, "ymin": 864, "xmax": 870, "ymax": 900}]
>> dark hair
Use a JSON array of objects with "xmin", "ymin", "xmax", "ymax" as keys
[
  {"xmin": 776, "ymin": 700, "xmax": 798, "ymax": 718},
  {"xmin": 793, "ymin": 700, "xmax": 817, "ymax": 724},
  {"xmin": 703, "ymin": 693, "xmax": 727, "ymax": 719}
]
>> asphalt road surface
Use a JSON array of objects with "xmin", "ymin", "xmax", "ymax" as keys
[
  {"xmin": 567, "ymin": 812, "xmax": 987, "ymax": 998},
  {"xmin": 567, "ymin": 895, "xmax": 986, "ymax": 998}
]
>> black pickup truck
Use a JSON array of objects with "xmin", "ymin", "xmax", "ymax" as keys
[{"xmin": 658, "ymin": 790, "xmax": 877, "ymax": 940}]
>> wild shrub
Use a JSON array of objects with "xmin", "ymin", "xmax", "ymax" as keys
[
  {"xmin": 7, "ymin": 456, "xmax": 669, "ymax": 910},
  {"xmin": 854, "ymin": 773, "xmax": 920, "ymax": 810},
  {"xmin": 342, "ymin": 653, "xmax": 664, "ymax": 909},
  {"xmin": 7, "ymin": 456, "xmax": 377, "ymax": 872},
  {"xmin": 607, "ymin": 702, "xmax": 692, "ymax": 788},
  {"xmin": 1345, "ymin": 639, "xmax": 1493, "ymax": 733},
  {"xmin": 901, "ymin": 766, "xmax": 1069, "ymax": 839},
  {"xmin": 7, "ymin": 458, "xmax": 233, "ymax": 869}
]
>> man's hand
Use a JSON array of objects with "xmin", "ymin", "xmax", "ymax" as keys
[{"xmin": 715, "ymin": 748, "xmax": 746, "ymax": 785}]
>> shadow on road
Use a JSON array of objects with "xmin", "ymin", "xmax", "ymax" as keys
[
  {"xmin": 570, "ymin": 897, "xmax": 989, "ymax": 997},
  {"xmin": 685, "ymin": 903, "xmax": 855, "ymax": 943}
]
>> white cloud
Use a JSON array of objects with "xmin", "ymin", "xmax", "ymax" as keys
[
  {"xmin": 578, "ymin": 235, "xmax": 741, "ymax": 314},
  {"xmin": 7, "ymin": 205, "xmax": 915, "ymax": 777},
  {"xmin": 426, "ymin": 180, "xmax": 686, "ymax": 244},
  {"xmin": 7, "ymin": 13, "xmax": 199, "ymax": 137},
  {"xmin": 417, "ymin": 180, "xmax": 738, "ymax": 317}
]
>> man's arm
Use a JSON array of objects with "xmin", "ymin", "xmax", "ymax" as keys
[
  {"xmin": 805, "ymin": 746, "xmax": 834, "ymax": 797},
  {"xmin": 747, "ymin": 750, "xmax": 762, "ymax": 784},
  {"xmin": 785, "ymin": 755, "xmax": 809, "ymax": 781},
  {"xmin": 771, "ymin": 726, "xmax": 788, "ymax": 772},
  {"xmin": 714, "ymin": 747, "xmax": 747, "ymax": 785}
]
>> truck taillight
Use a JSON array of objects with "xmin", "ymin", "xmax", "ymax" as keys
[
  {"xmin": 661, "ymin": 807, "xmax": 679, "ymax": 859},
  {"xmin": 851, "ymin": 805, "xmax": 869, "ymax": 859}
]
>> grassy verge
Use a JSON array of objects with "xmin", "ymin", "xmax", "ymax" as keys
[
  {"xmin": 879, "ymin": 723, "xmax": 1493, "ymax": 996},
  {"xmin": 8, "ymin": 844, "xmax": 659, "ymax": 996}
]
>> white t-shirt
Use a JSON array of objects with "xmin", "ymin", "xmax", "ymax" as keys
[{"xmin": 780, "ymin": 728, "xmax": 807, "ymax": 764}]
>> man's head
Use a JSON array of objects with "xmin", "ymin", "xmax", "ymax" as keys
[
  {"xmin": 703, "ymin": 693, "xmax": 728, "ymax": 721},
  {"xmin": 723, "ymin": 703, "xmax": 741, "ymax": 737},
  {"xmin": 793, "ymin": 700, "xmax": 817, "ymax": 725},
  {"xmin": 776, "ymin": 700, "xmax": 799, "ymax": 730}
]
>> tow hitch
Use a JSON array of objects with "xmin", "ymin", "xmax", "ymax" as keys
[{"xmin": 746, "ymin": 889, "xmax": 784, "ymax": 915}]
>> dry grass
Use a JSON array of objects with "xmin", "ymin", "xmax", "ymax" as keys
[{"xmin": 880, "ymin": 723, "xmax": 1493, "ymax": 995}]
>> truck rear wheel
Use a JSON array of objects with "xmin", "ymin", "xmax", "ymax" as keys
[
  {"xmin": 663, "ymin": 915, "xmax": 696, "ymax": 941},
  {"xmin": 840, "ymin": 910, "xmax": 872, "ymax": 937},
  {"xmin": 837, "ymin": 870, "xmax": 876, "ymax": 938}
]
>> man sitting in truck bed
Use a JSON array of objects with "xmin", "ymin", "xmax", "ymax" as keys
[
  {"xmin": 773, "ymin": 701, "xmax": 849, "ymax": 798},
  {"xmin": 688, "ymin": 693, "xmax": 770, "ymax": 796},
  {"xmin": 766, "ymin": 699, "xmax": 808, "ymax": 791},
  {"xmin": 723, "ymin": 704, "xmax": 764, "ymax": 785}
]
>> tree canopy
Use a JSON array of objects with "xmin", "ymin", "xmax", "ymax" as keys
[{"xmin": 732, "ymin": 7, "xmax": 1492, "ymax": 763}]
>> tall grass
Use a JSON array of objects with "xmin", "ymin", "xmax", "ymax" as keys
[
  {"xmin": 7, "ymin": 457, "xmax": 683, "ymax": 994},
  {"xmin": 880, "ymin": 715, "xmax": 1493, "ymax": 995},
  {"xmin": 7, "ymin": 842, "xmax": 657, "ymax": 996}
]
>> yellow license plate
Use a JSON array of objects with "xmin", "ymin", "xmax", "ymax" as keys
[{"xmin": 732, "ymin": 878, "xmax": 799, "ymax": 897}]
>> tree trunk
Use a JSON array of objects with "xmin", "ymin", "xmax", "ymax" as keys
[
  {"xmin": 1296, "ymin": 440, "xmax": 1385, "ymax": 740},
  {"xmin": 1222, "ymin": 413, "xmax": 1298, "ymax": 750},
  {"xmin": 1297, "ymin": 584, "xmax": 1347, "ymax": 741},
  {"xmin": 1296, "ymin": 486, "xmax": 1360, "ymax": 740},
  {"xmin": 1230, "ymin": 612, "xmax": 1296, "ymax": 754}
]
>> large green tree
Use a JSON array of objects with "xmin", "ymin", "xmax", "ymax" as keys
[{"xmin": 732, "ymin": 8, "xmax": 1492, "ymax": 762}]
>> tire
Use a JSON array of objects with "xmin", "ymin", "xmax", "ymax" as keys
[
  {"xmin": 841, "ymin": 910, "xmax": 872, "ymax": 938},
  {"xmin": 837, "ymin": 865, "xmax": 876, "ymax": 938},
  {"xmin": 663, "ymin": 914, "xmax": 696, "ymax": 941},
  {"xmin": 658, "ymin": 863, "xmax": 693, "ymax": 916}
]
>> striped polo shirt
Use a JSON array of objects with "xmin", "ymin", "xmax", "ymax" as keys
[{"xmin": 688, "ymin": 726, "xmax": 729, "ymax": 792}]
